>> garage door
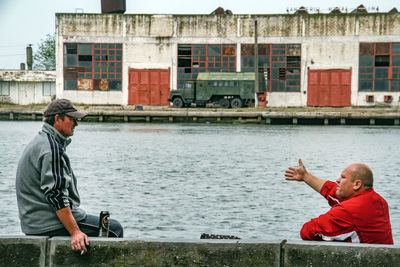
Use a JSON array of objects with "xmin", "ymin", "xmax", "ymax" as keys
[
  {"xmin": 308, "ymin": 69, "xmax": 351, "ymax": 107},
  {"xmin": 128, "ymin": 69, "xmax": 170, "ymax": 105}
]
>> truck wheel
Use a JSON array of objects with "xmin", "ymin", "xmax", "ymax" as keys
[
  {"xmin": 219, "ymin": 98, "xmax": 230, "ymax": 109},
  {"xmin": 231, "ymin": 98, "xmax": 243, "ymax": 108},
  {"xmin": 173, "ymin": 98, "xmax": 184, "ymax": 108}
]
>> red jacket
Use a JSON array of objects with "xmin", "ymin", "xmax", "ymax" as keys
[{"xmin": 301, "ymin": 181, "xmax": 393, "ymax": 245}]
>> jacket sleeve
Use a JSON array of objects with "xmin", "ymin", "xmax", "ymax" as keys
[
  {"xmin": 300, "ymin": 205, "xmax": 359, "ymax": 242},
  {"xmin": 320, "ymin": 181, "xmax": 343, "ymax": 206},
  {"xmin": 39, "ymin": 146, "xmax": 70, "ymax": 211}
]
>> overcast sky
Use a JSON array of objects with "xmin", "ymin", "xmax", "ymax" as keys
[{"xmin": 0, "ymin": 0, "xmax": 398, "ymax": 69}]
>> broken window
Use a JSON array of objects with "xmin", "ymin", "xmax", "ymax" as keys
[
  {"xmin": 360, "ymin": 43, "xmax": 374, "ymax": 55},
  {"xmin": 64, "ymin": 43, "xmax": 77, "ymax": 54},
  {"xmin": 109, "ymin": 80, "xmax": 122, "ymax": 90},
  {"xmin": 287, "ymin": 44, "xmax": 301, "ymax": 56},
  {"xmin": 287, "ymin": 56, "xmax": 300, "ymax": 68},
  {"xmin": 177, "ymin": 44, "xmax": 236, "ymax": 88},
  {"xmin": 79, "ymin": 55, "xmax": 92, "ymax": 67},
  {"xmin": 375, "ymin": 55, "xmax": 390, "ymax": 67},
  {"xmin": 178, "ymin": 57, "xmax": 191, "ymax": 67},
  {"xmin": 242, "ymin": 43, "xmax": 301, "ymax": 92},
  {"xmin": 359, "ymin": 42, "xmax": 400, "ymax": 92},
  {"xmin": 279, "ymin": 68, "xmax": 286, "ymax": 80},
  {"xmin": 178, "ymin": 45, "xmax": 191, "ymax": 56},
  {"xmin": 222, "ymin": 45, "xmax": 236, "ymax": 56},
  {"xmin": 63, "ymin": 43, "xmax": 122, "ymax": 91}
]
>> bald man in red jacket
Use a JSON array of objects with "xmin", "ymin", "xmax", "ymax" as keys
[{"xmin": 285, "ymin": 159, "xmax": 393, "ymax": 245}]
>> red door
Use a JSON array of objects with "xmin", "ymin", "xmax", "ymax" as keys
[
  {"xmin": 308, "ymin": 69, "xmax": 351, "ymax": 107},
  {"xmin": 128, "ymin": 69, "xmax": 170, "ymax": 105}
]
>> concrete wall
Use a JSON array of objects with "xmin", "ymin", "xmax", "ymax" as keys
[
  {"xmin": 55, "ymin": 13, "xmax": 400, "ymax": 107},
  {"xmin": 2, "ymin": 236, "xmax": 400, "ymax": 267},
  {"xmin": 0, "ymin": 71, "xmax": 56, "ymax": 105},
  {"xmin": 0, "ymin": 236, "xmax": 47, "ymax": 267},
  {"xmin": 283, "ymin": 240, "xmax": 400, "ymax": 267}
]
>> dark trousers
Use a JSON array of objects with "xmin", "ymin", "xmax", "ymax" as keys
[{"xmin": 30, "ymin": 214, "xmax": 123, "ymax": 237}]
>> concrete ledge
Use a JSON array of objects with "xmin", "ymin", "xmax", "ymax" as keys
[
  {"xmin": 2, "ymin": 236, "xmax": 400, "ymax": 267},
  {"xmin": 1, "ymin": 107, "xmax": 400, "ymax": 125},
  {"xmin": 48, "ymin": 238, "xmax": 281, "ymax": 266},
  {"xmin": 283, "ymin": 240, "xmax": 400, "ymax": 267},
  {"xmin": 0, "ymin": 236, "xmax": 47, "ymax": 267}
]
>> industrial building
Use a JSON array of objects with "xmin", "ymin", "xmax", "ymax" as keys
[
  {"xmin": 0, "ymin": 70, "xmax": 56, "ymax": 105},
  {"xmin": 55, "ymin": 5, "xmax": 400, "ymax": 107}
]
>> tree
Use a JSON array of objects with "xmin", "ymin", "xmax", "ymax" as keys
[{"xmin": 33, "ymin": 33, "xmax": 55, "ymax": 70}]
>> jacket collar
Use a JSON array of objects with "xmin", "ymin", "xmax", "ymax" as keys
[
  {"xmin": 42, "ymin": 123, "xmax": 72, "ymax": 148},
  {"xmin": 345, "ymin": 188, "xmax": 374, "ymax": 201}
]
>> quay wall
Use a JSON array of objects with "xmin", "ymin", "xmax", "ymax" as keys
[
  {"xmin": 1, "ymin": 108, "xmax": 400, "ymax": 125},
  {"xmin": 1, "ymin": 236, "xmax": 400, "ymax": 267}
]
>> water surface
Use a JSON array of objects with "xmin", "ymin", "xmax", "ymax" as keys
[{"xmin": 1, "ymin": 121, "xmax": 399, "ymax": 243}]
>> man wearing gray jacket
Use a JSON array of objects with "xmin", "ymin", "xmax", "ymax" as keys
[{"xmin": 16, "ymin": 99, "xmax": 123, "ymax": 253}]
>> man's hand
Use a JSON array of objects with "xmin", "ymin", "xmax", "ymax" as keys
[
  {"xmin": 70, "ymin": 230, "xmax": 89, "ymax": 253},
  {"xmin": 56, "ymin": 207, "xmax": 90, "ymax": 253},
  {"xmin": 285, "ymin": 159, "xmax": 307, "ymax": 181},
  {"xmin": 285, "ymin": 159, "xmax": 326, "ymax": 193}
]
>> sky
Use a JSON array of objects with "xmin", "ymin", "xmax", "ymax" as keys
[{"xmin": 0, "ymin": 0, "xmax": 398, "ymax": 69}]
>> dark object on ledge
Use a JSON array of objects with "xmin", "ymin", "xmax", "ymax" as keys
[{"xmin": 200, "ymin": 233, "xmax": 240, "ymax": 239}]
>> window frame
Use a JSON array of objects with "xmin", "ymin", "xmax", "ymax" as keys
[
  {"xmin": 359, "ymin": 42, "xmax": 400, "ymax": 92},
  {"xmin": 177, "ymin": 44, "xmax": 237, "ymax": 89},
  {"xmin": 63, "ymin": 43, "xmax": 123, "ymax": 91},
  {"xmin": 0, "ymin": 81, "xmax": 10, "ymax": 96},
  {"xmin": 241, "ymin": 43, "xmax": 301, "ymax": 92},
  {"xmin": 42, "ymin": 82, "xmax": 56, "ymax": 96}
]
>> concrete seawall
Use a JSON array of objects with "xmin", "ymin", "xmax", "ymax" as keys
[
  {"xmin": 2, "ymin": 236, "xmax": 400, "ymax": 267},
  {"xmin": 1, "ymin": 107, "xmax": 400, "ymax": 125}
]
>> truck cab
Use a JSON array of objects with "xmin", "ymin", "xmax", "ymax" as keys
[{"xmin": 168, "ymin": 81, "xmax": 196, "ymax": 108}]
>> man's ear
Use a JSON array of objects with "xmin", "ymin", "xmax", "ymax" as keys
[
  {"xmin": 353, "ymin": 179, "xmax": 362, "ymax": 191},
  {"xmin": 54, "ymin": 114, "xmax": 63, "ymax": 126}
]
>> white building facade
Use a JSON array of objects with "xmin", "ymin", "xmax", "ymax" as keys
[
  {"xmin": 0, "ymin": 70, "xmax": 56, "ymax": 105},
  {"xmin": 55, "ymin": 12, "xmax": 400, "ymax": 107}
]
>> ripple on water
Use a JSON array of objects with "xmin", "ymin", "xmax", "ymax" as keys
[{"xmin": 1, "ymin": 122, "xmax": 400, "ymax": 243}]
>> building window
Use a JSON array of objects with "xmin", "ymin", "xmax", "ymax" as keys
[
  {"xmin": 63, "ymin": 43, "xmax": 123, "ymax": 91},
  {"xmin": 177, "ymin": 44, "xmax": 236, "ymax": 89},
  {"xmin": 0, "ymin": 81, "xmax": 10, "ymax": 96},
  {"xmin": 359, "ymin": 42, "xmax": 400, "ymax": 92},
  {"xmin": 241, "ymin": 44, "xmax": 301, "ymax": 92},
  {"xmin": 43, "ymin": 82, "xmax": 56, "ymax": 96}
]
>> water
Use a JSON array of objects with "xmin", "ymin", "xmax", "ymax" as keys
[{"xmin": 1, "ymin": 121, "xmax": 399, "ymax": 243}]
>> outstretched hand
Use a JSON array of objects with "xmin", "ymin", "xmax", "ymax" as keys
[{"xmin": 285, "ymin": 159, "xmax": 307, "ymax": 181}]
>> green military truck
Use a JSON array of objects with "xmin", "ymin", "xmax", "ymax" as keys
[{"xmin": 168, "ymin": 72, "xmax": 265, "ymax": 108}]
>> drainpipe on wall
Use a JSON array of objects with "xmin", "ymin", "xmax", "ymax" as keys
[{"xmin": 254, "ymin": 20, "xmax": 259, "ymax": 93}]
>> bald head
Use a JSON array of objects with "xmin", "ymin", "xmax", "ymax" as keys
[{"xmin": 348, "ymin": 163, "xmax": 374, "ymax": 189}]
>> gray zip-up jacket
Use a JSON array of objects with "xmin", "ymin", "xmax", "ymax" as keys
[{"xmin": 16, "ymin": 123, "xmax": 86, "ymax": 234}]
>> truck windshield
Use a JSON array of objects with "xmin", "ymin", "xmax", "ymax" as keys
[{"xmin": 184, "ymin": 83, "xmax": 192, "ymax": 89}]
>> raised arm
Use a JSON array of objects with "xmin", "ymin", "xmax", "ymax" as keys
[{"xmin": 285, "ymin": 159, "xmax": 326, "ymax": 193}]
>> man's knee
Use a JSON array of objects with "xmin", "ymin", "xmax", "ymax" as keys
[{"xmin": 109, "ymin": 219, "xmax": 123, "ymax": 238}]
